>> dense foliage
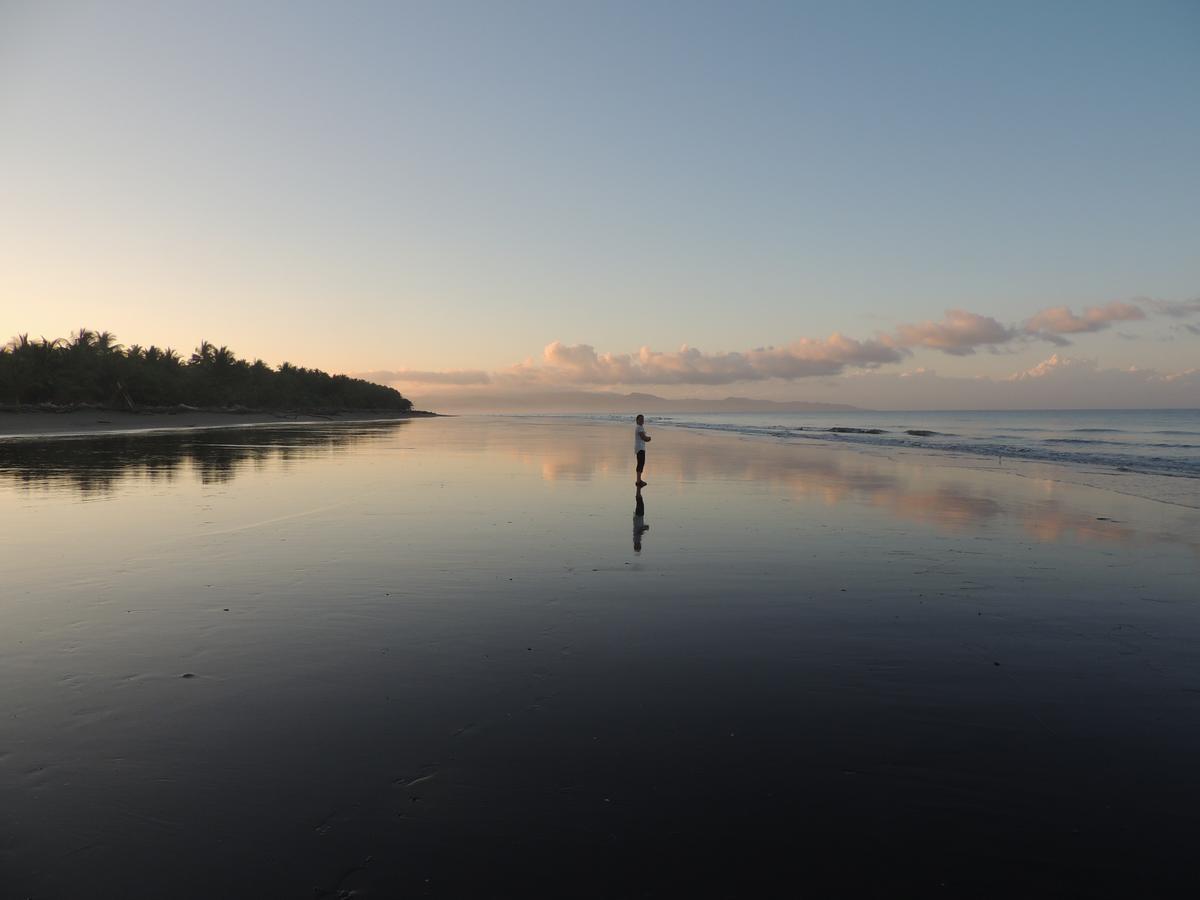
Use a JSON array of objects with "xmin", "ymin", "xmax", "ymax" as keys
[{"xmin": 0, "ymin": 330, "xmax": 413, "ymax": 411}]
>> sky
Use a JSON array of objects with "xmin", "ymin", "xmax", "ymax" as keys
[{"xmin": 2, "ymin": 0, "xmax": 1198, "ymax": 408}]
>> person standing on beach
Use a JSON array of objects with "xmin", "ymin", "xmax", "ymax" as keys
[{"xmin": 634, "ymin": 414, "xmax": 650, "ymax": 486}]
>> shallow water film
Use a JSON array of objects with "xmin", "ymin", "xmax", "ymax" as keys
[{"xmin": 3, "ymin": 418, "xmax": 1199, "ymax": 897}]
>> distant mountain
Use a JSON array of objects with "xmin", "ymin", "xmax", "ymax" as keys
[{"xmin": 410, "ymin": 389, "xmax": 863, "ymax": 414}]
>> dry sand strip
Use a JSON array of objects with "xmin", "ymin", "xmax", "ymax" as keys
[{"xmin": 0, "ymin": 408, "xmax": 435, "ymax": 440}]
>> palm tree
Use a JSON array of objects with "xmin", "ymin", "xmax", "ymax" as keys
[
  {"xmin": 2, "ymin": 335, "xmax": 31, "ymax": 404},
  {"xmin": 191, "ymin": 341, "xmax": 215, "ymax": 366},
  {"xmin": 95, "ymin": 331, "xmax": 122, "ymax": 354},
  {"xmin": 212, "ymin": 345, "xmax": 235, "ymax": 369},
  {"xmin": 5, "ymin": 328, "xmax": 412, "ymax": 410}
]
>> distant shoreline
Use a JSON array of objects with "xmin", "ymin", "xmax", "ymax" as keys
[{"xmin": 0, "ymin": 406, "xmax": 437, "ymax": 440}]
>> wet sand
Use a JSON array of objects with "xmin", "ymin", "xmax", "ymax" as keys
[
  {"xmin": 2, "ymin": 417, "xmax": 1198, "ymax": 897},
  {"xmin": 0, "ymin": 407, "xmax": 432, "ymax": 439}
]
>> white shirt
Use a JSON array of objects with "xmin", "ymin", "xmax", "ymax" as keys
[{"xmin": 634, "ymin": 423, "xmax": 647, "ymax": 452}]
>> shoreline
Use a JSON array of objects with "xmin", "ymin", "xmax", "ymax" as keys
[
  {"xmin": 4, "ymin": 407, "xmax": 1196, "ymax": 510},
  {"xmin": 660, "ymin": 421, "xmax": 1200, "ymax": 511},
  {"xmin": 0, "ymin": 407, "xmax": 437, "ymax": 440},
  {"xmin": 519, "ymin": 412, "xmax": 1200, "ymax": 511}
]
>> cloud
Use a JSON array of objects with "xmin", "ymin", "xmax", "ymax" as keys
[
  {"xmin": 1002, "ymin": 352, "xmax": 1200, "ymax": 386},
  {"xmin": 887, "ymin": 309, "xmax": 1016, "ymax": 355},
  {"xmin": 879, "ymin": 300, "xmax": 1159, "ymax": 356},
  {"xmin": 410, "ymin": 357, "xmax": 1200, "ymax": 412},
  {"xmin": 357, "ymin": 368, "xmax": 491, "ymax": 385},
  {"xmin": 367, "ymin": 293, "xmax": 1198, "ymax": 391},
  {"xmin": 833, "ymin": 355, "xmax": 1200, "ymax": 408},
  {"xmin": 1023, "ymin": 300, "xmax": 1145, "ymax": 338},
  {"xmin": 1000, "ymin": 354, "xmax": 1200, "ymax": 398},
  {"xmin": 1141, "ymin": 297, "xmax": 1200, "ymax": 318},
  {"xmin": 1003, "ymin": 353, "xmax": 1096, "ymax": 381},
  {"xmin": 495, "ymin": 335, "xmax": 905, "ymax": 386},
  {"xmin": 1159, "ymin": 367, "xmax": 1199, "ymax": 384}
]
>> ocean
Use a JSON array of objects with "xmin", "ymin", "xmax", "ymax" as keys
[
  {"xmin": 530, "ymin": 408, "xmax": 1200, "ymax": 507},
  {"xmin": 600, "ymin": 408, "xmax": 1200, "ymax": 476}
]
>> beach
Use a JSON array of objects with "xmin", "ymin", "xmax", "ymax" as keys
[
  {"xmin": 3, "ymin": 415, "xmax": 1199, "ymax": 897},
  {"xmin": 0, "ymin": 407, "xmax": 433, "ymax": 439}
]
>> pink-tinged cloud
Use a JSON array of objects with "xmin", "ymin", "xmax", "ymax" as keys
[
  {"xmin": 366, "ymin": 293, "xmax": 1197, "ymax": 390},
  {"xmin": 358, "ymin": 368, "xmax": 491, "ymax": 385},
  {"xmin": 1004, "ymin": 353, "xmax": 1200, "ymax": 386},
  {"xmin": 889, "ymin": 298, "xmax": 1187, "ymax": 354},
  {"xmin": 887, "ymin": 309, "xmax": 1016, "ymax": 356},
  {"xmin": 497, "ymin": 335, "xmax": 905, "ymax": 386},
  {"xmin": 1159, "ymin": 367, "xmax": 1200, "ymax": 384},
  {"xmin": 1003, "ymin": 353, "xmax": 1097, "ymax": 381},
  {"xmin": 1023, "ymin": 301, "xmax": 1146, "ymax": 337}
]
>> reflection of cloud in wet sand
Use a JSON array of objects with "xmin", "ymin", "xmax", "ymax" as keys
[
  {"xmin": 523, "ymin": 430, "xmax": 1010, "ymax": 534},
  {"xmin": 871, "ymin": 487, "xmax": 1002, "ymax": 531},
  {"xmin": 511, "ymin": 423, "xmax": 1184, "ymax": 549},
  {"xmin": 1021, "ymin": 500, "xmax": 1134, "ymax": 545},
  {"xmin": 501, "ymin": 433, "xmax": 616, "ymax": 482}
]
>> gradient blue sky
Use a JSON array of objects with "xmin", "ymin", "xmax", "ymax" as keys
[{"xmin": 2, "ymin": 0, "xmax": 1197, "ymax": 404}]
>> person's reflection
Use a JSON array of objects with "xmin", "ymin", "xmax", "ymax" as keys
[{"xmin": 633, "ymin": 486, "xmax": 649, "ymax": 553}]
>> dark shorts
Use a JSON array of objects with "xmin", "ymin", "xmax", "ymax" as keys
[{"xmin": 636, "ymin": 450, "xmax": 646, "ymax": 471}]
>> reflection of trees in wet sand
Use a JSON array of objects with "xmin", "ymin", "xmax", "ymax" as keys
[{"xmin": 0, "ymin": 423, "xmax": 408, "ymax": 494}]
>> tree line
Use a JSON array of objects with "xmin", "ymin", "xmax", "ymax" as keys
[{"xmin": 1, "ymin": 329, "xmax": 413, "ymax": 411}]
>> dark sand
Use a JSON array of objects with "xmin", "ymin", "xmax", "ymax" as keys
[{"xmin": 2, "ymin": 416, "xmax": 1198, "ymax": 897}]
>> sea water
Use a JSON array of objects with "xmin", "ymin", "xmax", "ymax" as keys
[{"xmin": 565, "ymin": 409, "xmax": 1200, "ymax": 480}]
